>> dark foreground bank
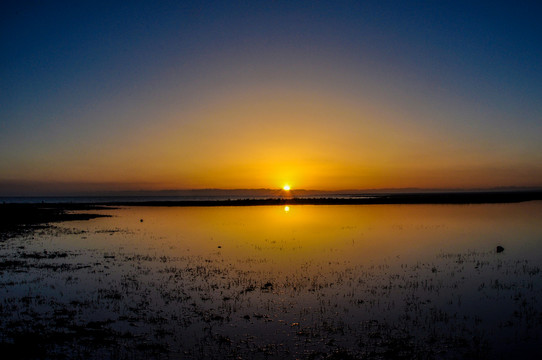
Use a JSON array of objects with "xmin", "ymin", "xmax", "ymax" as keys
[{"xmin": 0, "ymin": 204, "xmax": 110, "ymax": 240}]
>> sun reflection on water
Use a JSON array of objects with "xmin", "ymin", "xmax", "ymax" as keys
[{"xmin": 2, "ymin": 202, "xmax": 542, "ymax": 358}]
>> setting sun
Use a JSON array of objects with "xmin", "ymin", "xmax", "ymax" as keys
[{"xmin": 283, "ymin": 185, "xmax": 291, "ymax": 191}]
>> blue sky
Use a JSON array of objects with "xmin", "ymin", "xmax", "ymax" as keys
[{"xmin": 1, "ymin": 1, "xmax": 541, "ymax": 194}]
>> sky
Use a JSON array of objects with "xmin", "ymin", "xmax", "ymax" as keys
[{"xmin": 1, "ymin": 1, "xmax": 541, "ymax": 195}]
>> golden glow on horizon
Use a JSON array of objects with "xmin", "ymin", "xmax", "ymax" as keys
[
  {"xmin": 6, "ymin": 88, "xmax": 541, "ymax": 193},
  {"xmin": 284, "ymin": 206, "xmax": 290, "ymax": 212}
]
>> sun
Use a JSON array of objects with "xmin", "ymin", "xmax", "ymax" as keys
[{"xmin": 283, "ymin": 184, "xmax": 291, "ymax": 191}]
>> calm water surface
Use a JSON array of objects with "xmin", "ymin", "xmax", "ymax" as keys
[{"xmin": 1, "ymin": 202, "xmax": 541, "ymax": 359}]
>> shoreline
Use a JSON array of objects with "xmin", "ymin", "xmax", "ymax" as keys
[
  {"xmin": 98, "ymin": 190, "xmax": 542, "ymax": 206},
  {"xmin": 2, "ymin": 191, "xmax": 541, "ymax": 240},
  {"xmin": 1, "ymin": 191, "xmax": 541, "ymax": 208}
]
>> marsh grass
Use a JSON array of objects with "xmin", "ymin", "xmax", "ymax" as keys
[{"xmin": 1, "ymin": 206, "xmax": 541, "ymax": 359}]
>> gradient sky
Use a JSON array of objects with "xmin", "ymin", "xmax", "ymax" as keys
[{"xmin": 1, "ymin": 1, "xmax": 541, "ymax": 195}]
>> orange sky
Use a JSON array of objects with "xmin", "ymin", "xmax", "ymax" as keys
[{"xmin": 3, "ymin": 87, "xmax": 540, "ymax": 193}]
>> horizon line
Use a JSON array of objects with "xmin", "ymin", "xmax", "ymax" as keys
[{"xmin": 2, "ymin": 185, "xmax": 542, "ymax": 198}]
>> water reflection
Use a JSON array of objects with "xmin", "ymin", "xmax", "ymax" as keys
[{"xmin": 1, "ymin": 202, "xmax": 541, "ymax": 358}]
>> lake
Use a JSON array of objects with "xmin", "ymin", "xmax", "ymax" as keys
[{"xmin": 1, "ymin": 202, "xmax": 542, "ymax": 359}]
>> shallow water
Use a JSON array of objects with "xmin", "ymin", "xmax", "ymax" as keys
[{"xmin": 1, "ymin": 202, "xmax": 542, "ymax": 359}]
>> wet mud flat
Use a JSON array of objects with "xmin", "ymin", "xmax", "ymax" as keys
[{"xmin": 1, "ymin": 205, "xmax": 542, "ymax": 359}]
